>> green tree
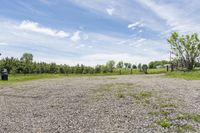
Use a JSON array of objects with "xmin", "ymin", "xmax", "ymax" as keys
[
  {"xmin": 100, "ymin": 65, "xmax": 108, "ymax": 73},
  {"xmin": 20, "ymin": 53, "xmax": 33, "ymax": 63},
  {"xmin": 142, "ymin": 64, "xmax": 148, "ymax": 74},
  {"xmin": 132, "ymin": 64, "xmax": 137, "ymax": 69},
  {"xmin": 116, "ymin": 61, "xmax": 123, "ymax": 68},
  {"xmin": 124, "ymin": 63, "xmax": 129, "ymax": 68},
  {"xmin": 149, "ymin": 60, "xmax": 169, "ymax": 69},
  {"xmin": 106, "ymin": 60, "xmax": 115, "ymax": 72},
  {"xmin": 127, "ymin": 63, "xmax": 132, "ymax": 68},
  {"xmin": 50, "ymin": 63, "xmax": 57, "ymax": 73},
  {"xmin": 167, "ymin": 32, "xmax": 200, "ymax": 70},
  {"xmin": 94, "ymin": 65, "xmax": 101, "ymax": 73},
  {"xmin": 20, "ymin": 53, "xmax": 33, "ymax": 74},
  {"xmin": 138, "ymin": 63, "xmax": 142, "ymax": 71}
]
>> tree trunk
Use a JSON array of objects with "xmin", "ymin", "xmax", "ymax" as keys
[{"xmin": 186, "ymin": 61, "xmax": 194, "ymax": 71}]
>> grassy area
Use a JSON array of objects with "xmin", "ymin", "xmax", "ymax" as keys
[
  {"xmin": 165, "ymin": 70, "xmax": 200, "ymax": 80},
  {"xmin": 114, "ymin": 68, "xmax": 167, "ymax": 75},
  {"xmin": 148, "ymin": 68, "xmax": 167, "ymax": 74},
  {"xmin": 0, "ymin": 74, "xmax": 67, "ymax": 84},
  {"xmin": 0, "ymin": 68, "xmax": 167, "ymax": 84}
]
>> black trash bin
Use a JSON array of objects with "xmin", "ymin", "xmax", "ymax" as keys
[{"xmin": 1, "ymin": 69, "xmax": 8, "ymax": 81}]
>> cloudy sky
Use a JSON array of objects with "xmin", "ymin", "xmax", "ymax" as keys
[{"xmin": 0, "ymin": 0, "xmax": 199, "ymax": 66}]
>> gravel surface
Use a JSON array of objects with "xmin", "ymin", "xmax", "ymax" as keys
[{"xmin": 0, "ymin": 74, "xmax": 200, "ymax": 133}]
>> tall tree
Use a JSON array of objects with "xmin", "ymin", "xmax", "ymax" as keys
[
  {"xmin": 168, "ymin": 32, "xmax": 200, "ymax": 70},
  {"xmin": 106, "ymin": 60, "xmax": 115, "ymax": 72},
  {"xmin": 124, "ymin": 63, "xmax": 129, "ymax": 68},
  {"xmin": 20, "ymin": 53, "xmax": 33, "ymax": 74},
  {"xmin": 138, "ymin": 63, "xmax": 142, "ymax": 71},
  {"xmin": 116, "ymin": 61, "xmax": 123, "ymax": 68},
  {"xmin": 20, "ymin": 53, "xmax": 33, "ymax": 63}
]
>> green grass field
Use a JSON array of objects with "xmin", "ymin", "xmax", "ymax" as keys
[
  {"xmin": 6, "ymin": 68, "xmax": 200, "ymax": 85},
  {"xmin": 0, "ymin": 74, "xmax": 67, "ymax": 84},
  {"xmin": 0, "ymin": 68, "xmax": 168, "ymax": 84},
  {"xmin": 166, "ymin": 71, "xmax": 200, "ymax": 80}
]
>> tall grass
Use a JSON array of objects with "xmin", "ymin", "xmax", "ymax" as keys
[{"xmin": 166, "ymin": 71, "xmax": 200, "ymax": 80}]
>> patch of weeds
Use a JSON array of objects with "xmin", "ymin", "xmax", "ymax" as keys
[
  {"xmin": 191, "ymin": 114, "xmax": 200, "ymax": 122},
  {"xmin": 156, "ymin": 118, "xmax": 172, "ymax": 128},
  {"xmin": 176, "ymin": 124, "xmax": 195, "ymax": 132},
  {"xmin": 129, "ymin": 93, "xmax": 141, "ymax": 100},
  {"xmin": 115, "ymin": 83, "xmax": 135, "ymax": 86},
  {"xmin": 148, "ymin": 111, "xmax": 160, "ymax": 116},
  {"xmin": 160, "ymin": 109, "xmax": 176, "ymax": 116},
  {"xmin": 177, "ymin": 113, "xmax": 191, "ymax": 120},
  {"xmin": 94, "ymin": 88, "xmax": 112, "ymax": 93},
  {"xmin": 129, "ymin": 91, "xmax": 152, "ymax": 100},
  {"xmin": 116, "ymin": 92, "xmax": 125, "ymax": 99},
  {"xmin": 144, "ymin": 99, "xmax": 150, "ymax": 104},
  {"xmin": 139, "ymin": 91, "xmax": 152, "ymax": 98},
  {"xmin": 115, "ymin": 83, "xmax": 136, "ymax": 91},
  {"xmin": 160, "ymin": 103, "xmax": 177, "ymax": 108},
  {"xmin": 177, "ymin": 113, "xmax": 200, "ymax": 123},
  {"xmin": 148, "ymin": 109, "xmax": 175, "ymax": 117},
  {"xmin": 94, "ymin": 84, "xmax": 113, "ymax": 93}
]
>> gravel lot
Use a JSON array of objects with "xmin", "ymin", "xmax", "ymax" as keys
[{"xmin": 0, "ymin": 74, "xmax": 200, "ymax": 133}]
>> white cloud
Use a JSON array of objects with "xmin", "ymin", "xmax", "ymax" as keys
[
  {"xmin": 128, "ymin": 21, "xmax": 144, "ymax": 30},
  {"xmin": 137, "ymin": 38, "xmax": 146, "ymax": 43},
  {"xmin": 70, "ymin": 31, "xmax": 81, "ymax": 43},
  {"xmin": 83, "ymin": 33, "xmax": 89, "ymax": 40},
  {"xmin": 0, "ymin": 42, "xmax": 8, "ymax": 46},
  {"xmin": 106, "ymin": 8, "xmax": 115, "ymax": 15},
  {"xmin": 18, "ymin": 20, "xmax": 70, "ymax": 38}
]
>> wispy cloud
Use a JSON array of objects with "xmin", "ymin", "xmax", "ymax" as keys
[
  {"xmin": 128, "ymin": 21, "xmax": 143, "ymax": 30},
  {"xmin": 70, "ymin": 31, "xmax": 81, "ymax": 44},
  {"xmin": 137, "ymin": 0, "xmax": 200, "ymax": 34},
  {"xmin": 18, "ymin": 20, "xmax": 70, "ymax": 38},
  {"xmin": 0, "ymin": 42, "xmax": 8, "ymax": 46},
  {"xmin": 106, "ymin": 8, "xmax": 115, "ymax": 15},
  {"xmin": 137, "ymin": 38, "xmax": 146, "ymax": 43}
]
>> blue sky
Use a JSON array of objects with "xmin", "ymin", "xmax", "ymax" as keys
[{"xmin": 0, "ymin": 0, "xmax": 199, "ymax": 66}]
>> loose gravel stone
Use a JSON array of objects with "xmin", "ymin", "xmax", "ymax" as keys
[{"xmin": 0, "ymin": 75, "xmax": 199, "ymax": 132}]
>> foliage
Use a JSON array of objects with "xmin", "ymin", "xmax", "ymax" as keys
[
  {"xmin": 156, "ymin": 118, "xmax": 172, "ymax": 128},
  {"xmin": 0, "ymin": 53, "xmax": 168, "ymax": 76},
  {"xmin": 149, "ymin": 60, "xmax": 169, "ymax": 69},
  {"xmin": 132, "ymin": 64, "xmax": 137, "ymax": 69},
  {"xmin": 138, "ymin": 63, "xmax": 142, "ymax": 71},
  {"xmin": 142, "ymin": 64, "xmax": 148, "ymax": 74},
  {"xmin": 106, "ymin": 60, "xmax": 115, "ymax": 72},
  {"xmin": 166, "ymin": 70, "xmax": 200, "ymax": 80},
  {"xmin": 167, "ymin": 32, "xmax": 200, "ymax": 70},
  {"xmin": 116, "ymin": 61, "xmax": 123, "ymax": 68}
]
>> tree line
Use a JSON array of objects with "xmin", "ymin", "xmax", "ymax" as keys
[
  {"xmin": 0, "ymin": 52, "xmax": 172, "ymax": 75},
  {"xmin": 0, "ymin": 53, "xmax": 146, "ymax": 74}
]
